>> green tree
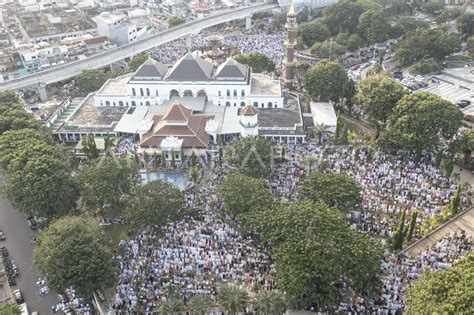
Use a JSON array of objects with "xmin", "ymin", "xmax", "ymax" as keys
[
  {"xmin": 444, "ymin": 159, "xmax": 455, "ymax": 177},
  {"xmin": 452, "ymin": 128, "xmax": 474, "ymax": 165},
  {"xmin": 456, "ymin": 13, "xmax": 474, "ymax": 36},
  {"xmin": 386, "ymin": 92, "xmax": 463, "ymax": 159},
  {"xmin": 467, "ymin": 36, "xmax": 474, "ymax": 58},
  {"xmin": 323, "ymin": 0, "xmax": 368, "ymax": 35},
  {"xmin": 168, "ymin": 16, "xmax": 185, "ymax": 27},
  {"xmin": 187, "ymin": 166, "xmax": 203, "ymax": 188},
  {"xmin": 358, "ymin": 9, "xmax": 389, "ymax": 44},
  {"xmin": 393, "ymin": 17, "xmax": 429, "ymax": 37},
  {"xmin": 77, "ymin": 157, "xmax": 139, "ymax": 214},
  {"xmin": 312, "ymin": 123, "xmax": 330, "ymax": 144},
  {"xmin": 406, "ymin": 211, "xmax": 418, "ymax": 242},
  {"xmin": 225, "ymin": 136, "xmax": 274, "ymax": 178},
  {"xmin": 421, "ymin": 1, "xmax": 444, "ymax": 14},
  {"xmin": 218, "ymin": 172, "xmax": 274, "ymax": 217},
  {"xmin": 75, "ymin": 69, "xmax": 118, "ymax": 94},
  {"xmin": 0, "ymin": 303, "xmax": 21, "ymax": 315},
  {"xmin": 0, "ymin": 91, "xmax": 19, "ymax": 103},
  {"xmin": 391, "ymin": 209, "xmax": 406, "ymax": 251},
  {"xmin": 81, "ymin": 134, "xmax": 99, "ymax": 160},
  {"xmin": 301, "ymin": 172, "xmax": 362, "ymax": 212},
  {"xmin": 189, "ymin": 294, "xmax": 214, "ymax": 315},
  {"xmin": 217, "ymin": 284, "xmax": 249, "ymax": 315},
  {"xmin": 0, "ymin": 128, "xmax": 51, "ymax": 168},
  {"xmin": 437, "ymin": 7, "xmax": 465, "ymax": 23},
  {"xmin": 293, "ymin": 60, "xmax": 311, "ymax": 90},
  {"xmin": 124, "ymin": 179, "xmax": 183, "ymax": 227},
  {"xmin": 0, "ymin": 102, "xmax": 43, "ymax": 135},
  {"xmin": 253, "ymin": 291, "xmax": 287, "ymax": 315},
  {"xmin": 298, "ymin": 21, "xmax": 330, "ymax": 47},
  {"xmin": 304, "ymin": 61, "xmax": 350, "ymax": 104},
  {"xmin": 233, "ymin": 52, "xmax": 275, "ymax": 73},
  {"xmin": 335, "ymin": 33, "xmax": 362, "ymax": 51},
  {"xmin": 310, "ymin": 40, "xmax": 346, "ymax": 59},
  {"xmin": 404, "ymin": 254, "xmax": 474, "ymax": 314},
  {"xmin": 33, "ymin": 216, "xmax": 116, "ymax": 298},
  {"xmin": 128, "ymin": 53, "xmax": 150, "ymax": 71},
  {"xmin": 249, "ymin": 201, "xmax": 382, "ymax": 309},
  {"xmin": 450, "ymin": 185, "xmax": 462, "ymax": 215},
  {"xmin": 104, "ymin": 134, "xmax": 116, "ymax": 156},
  {"xmin": 355, "ymin": 75, "xmax": 406, "ymax": 126},
  {"xmin": 4, "ymin": 143, "xmax": 78, "ymax": 218}
]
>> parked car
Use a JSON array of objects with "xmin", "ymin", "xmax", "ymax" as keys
[
  {"xmin": 26, "ymin": 216, "xmax": 38, "ymax": 230},
  {"xmin": 0, "ymin": 230, "xmax": 5, "ymax": 241},
  {"xmin": 14, "ymin": 289, "xmax": 24, "ymax": 304}
]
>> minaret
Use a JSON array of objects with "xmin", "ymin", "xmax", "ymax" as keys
[{"xmin": 284, "ymin": 0, "xmax": 297, "ymax": 89}]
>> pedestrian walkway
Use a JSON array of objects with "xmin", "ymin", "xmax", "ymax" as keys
[
  {"xmin": 403, "ymin": 207, "xmax": 474, "ymax": 257},
  {"xmin": 49, "ymin": 98, "xmax": 83, "ymax": 131}
]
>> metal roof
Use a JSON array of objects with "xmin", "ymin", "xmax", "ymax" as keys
[{"xmin": 165, "ymin": 52, "xmax": 214, "ymax": 81}]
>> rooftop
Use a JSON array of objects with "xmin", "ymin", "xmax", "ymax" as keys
[
  {"xmin": 250, "ymin": 73, "xmax": 282, "ymax": 96},
  {"xmin": 258, "ymin": 108, "xmax": 301, "ymax": 128},
  {"xmin": 97, "ymin": 74, "xmax": 131, "ymax": 95}
]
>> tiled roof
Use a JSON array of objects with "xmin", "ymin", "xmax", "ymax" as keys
[
  {"xmin": 241, "ymin": 104, "xmax": 259, "ymax": 116},
  {"xmin": 162, "ymin": 102, "xmax": 192, "ymax": 121},
  {"xmin": 134, "ymin": 57, "xmax": 169, "ymax": 79},
  {"xmin": 215, "ymin": 58, "xmax": 247, "ymax": 80},
  {"xmin": 165, "ymin": 52, "xmax": 214, "ymax": 81}
]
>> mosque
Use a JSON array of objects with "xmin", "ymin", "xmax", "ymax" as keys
[{"xmin": 52, "ymin": 2, "xmax": 312, "ymax": 161}]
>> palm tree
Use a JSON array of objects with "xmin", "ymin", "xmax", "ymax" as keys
[
  {"xmin": 312, "ymin": 123, "xmax": 330, "ymax": 145},
  {"xmin": 81, "ymin": 133, "xmax": 99, "ymax": 160},
  {"xmin": 188, "ymin": 294, "xmax": 214, "ymax": 315},
  {"xmin": 161, "ymin": 295, "xmax": 185, "ymax": 315},
  {"xmin": 253, "ymin": 291, "xmax": 287, "ymax": 315},
  {"xmin": 187, "ymin": 166, "xmax": 203, "ymax": 187},
  {"xmin": 217, "ymin": 284, "xmax": 249, "ymax": 315},
  {"xmin": 104, "ymin": 134, "xmax": 116, "ymax": 156}
]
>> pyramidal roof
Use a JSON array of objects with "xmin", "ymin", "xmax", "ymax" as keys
[
  {"xmin": 162, "ymin": 102, "xmax": 193, "ymax": 122},
  {"xmin": 215, "ymin": 58, "xmax": 248, "ymax": 80},
  {"xmin": 134, "ymin": 57, "xmax": 169, "ymax": 79},
  {"xmin": 165, "ymin": 52, "xmax": 214, "ymax": 81},
  {"xmin": 241, "ymin": 104, "xmax": 259, "ymax": 116}
]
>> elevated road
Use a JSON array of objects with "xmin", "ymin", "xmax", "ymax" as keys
[{"xmin": 0, "ymin": 2, "xmax": 279, "ymax": 92}]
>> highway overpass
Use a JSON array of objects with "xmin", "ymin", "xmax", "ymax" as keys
[{"xmin": 0, "ymin": 2, "xmax": 279, "ymax": 96}]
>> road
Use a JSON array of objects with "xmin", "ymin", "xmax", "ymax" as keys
[{"xmin": 0, "ymin": 177, "xmax": 58, "ymax": 314}]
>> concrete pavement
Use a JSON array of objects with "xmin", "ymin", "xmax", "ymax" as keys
[{"xmin": 0, "ymin": 187, "xmax": 58, "ymax": 314}]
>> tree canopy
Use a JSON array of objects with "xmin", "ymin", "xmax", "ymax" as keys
[
  {"xmin": 298, "ymin": 21, "xmax": 330, "ymax": 47},
  {"xmin": 404, "ymin": 254, "xmax": 474, "ymax": 314},
  {"xmin": 248, "ymin": 201, "xmax": 382, "ymax": 309},
  {"xmin": 217, "ymin": 172, "xmax": 274, "ymax": 217},
  {"xmin": 168, "ymin": 16, "xmax": 185, "ymax": 27},
  {"xmin": 124, "ymin": 179, "xmax": 183, "ymax": 228},
  {"xmin": 386, "ymin": 92, "xmax": 463, "ymax": 157},
  {"xmin": 225, "ymin": 136, "xmax": 274, "ymax": 178},
  {"xmin": 77, "ymin": 156, "xmax": 139, "ymax": 214},
  {"xmin": 304, "ymin": 61, "xmax": 350, "ymax": 103},
  {"xmin": 323, "ymin": 0, "xmax": 368, "ymax": 35},
  {"xmin": 310, "ymin": 40, "xmax": 346, "ymax": 59},
  {"xmin": 456, "ymin": 13, "xmax": 474, "ymax": 36},
  {"xmin": 357, "ymin": 9, "xmax": 389, "ymax": 44},
  {"xmin": 233, "ymin": 52, "xmax": 276, "ymax": 73},
  {"xmin": 355, "ymin": 75, "xmax": 406, "ymax": 125},
  {"xmin": 451, "ymin": 128, "xmax": 474, "ymax": 165},
  {"xmin": 301, "ymin": 172, "xmax": 362, "ymax": 212},
  {"xmin": 33, "ymin": 216, "xmax": 117, "ymax": 298},
  {"xmin": 75, "ymin": 69, "xmax": 121, "ymax": 94},
  {"xmin": 128, "ymin": 53, "xmax": 150, "ymax": 71},
  {"xmin": 0, "ymin": 304, "xmax": 21, "ymax": 315}
]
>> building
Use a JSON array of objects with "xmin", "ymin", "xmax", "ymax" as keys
[
  {"xmin": 94, "ymin": 12, "xmax": 140, "ymax": 45},
  {"xmin": 283, "ymin": 0, "xmax": 297, "ymax": 89}
]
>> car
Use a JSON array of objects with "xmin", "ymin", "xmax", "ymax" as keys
[
  {"xmin": 26, "ymin": 216, "xmax": 38, "ymax": 230},
  {"xmin": 14, "ymin": 289, "xmax": 24, "ymax": 304},
  {"xmin": 0, "ymin": 230, "xmax": 5, "ymax": 241},
  {"xmin": 415, "ymin": 75, "xmax": 425, "ymax": 82}
]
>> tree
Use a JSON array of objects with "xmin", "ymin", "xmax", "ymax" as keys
[
  {"xmin": 77, "ymin": 157, "xmax": 139, "ymax": 214},
  {"xmin": 75, "ymin": 69, "xmax": 118, "ymax": 94},
  {"xmin": 225, "ymin": 136, "xmax": 274, "ymax": 178},
  {"xmin": 218, "ymin": 172, "xmax": 274, "ymax": 217},
  {"xmin": 168, "ymin": 16, "xmax": 185, "ymax": 27},
  {"xmin": 104, "ymin": 134, "xmax": 116, "ymax": 155},
  {"xmin": 298, "ymin": 21, "xmax": 330, "ymax": 47},
  {"xmin": 124, "ymin": 179, "xmax": 183, "ymax": 227},
  {"xmin": 253, "ymin": 291, "xmax": 287, "ymax": 315},
  {"xmin": 233, "ymin": 52, "xmax": 275, "ymax": 73},
  {"xmin": 161, "ymin": 295, "xmax": 185, "ymax": 315},
  {"xmin": 0, "ymin": 102, "xmax": 43, "ymax": 135},
  {"xmin": 444, "ymin": 159, "xmax": 455, "ymax": 177},
  {"xmin": 301, "ymin": 172, "xmax": 362, "ymax": 212},
  {"xmin": 450, "ymin": 185, "xmax": 462, "ymax": 215},
  {"xmin": 421, "ymin": 1, "xmax": 445, "ymax": 15},
  {"xmin": 358, "ymin": 9, "xmax": 389, "ymax": 44},
  {"xmin": 217, "ymin": 284, "xmax": 249, "ymax": 315},
  {"xmin": 187, "ymin": 166, "xmax": 203, "ymax": 188},
  {"xmin": 0, "ymin": 128, "xmax": 51, "ymax": 168},
  {"xmin": 33, "ymin": 216, "xmax": 116, "ymax": 298},
  {"xmin": 386, "ymin": 92, "xmax": 463, "ymax": 159},
  {"xmin": 467, "ymin": 36, "xmax": 474, "ymax": 58},
  {"xmin": 293, "ymin": 60, "xmax": 310, "ymax": 90},
  {"xmin": 406, "ymin": 211, "xmax": 418, "ymax": 242},
  {"xmin": 323, "ymin": 0, "xmax": 368, "ymax": 35},
  {"xmin": 81, "ymin": 134, "xmax": 99, "ymax": 160},
  {"xmin": 393, "ymin": 17, "xmax": 430, "ymax": 37},
  {"xmin": 456, "ymin": 13, "xmax": 474, "ymax": 36},
  {"xmin": 355, "ymin": 75, "xmax": 406, "ymax": 126},
  {"xmin": 452, "ymin": 128, "xmax": 474, "ymax": 165},
  {"xmin": 304, "ymin": 61, "xmax": 350, "ymax": 104},
  {"xmin": 310, "ymin": 40, "xmax": 346, "ymax": 59},
  {"xmin": 128, "ymin": 53, "xmax": 149, "ymax": 71},
  {"xmin": 404, "ymin": 254, "xmax": 474, "ymax": 314},
  {"xmin": 312, "ymin": 123, "xmax": 330, "ymax": 144},
  {"xmin": 249, "ymin": 201, "xmax": 382, "ymax": 309},
  {"xmin": 391, "ymin": 209, "xmax": 406, "ymax": 251},
  {"xmin": 0, "ymin": 91, "xmax": 19, "ymax": 103},
  {"xmin": 0, "ymin": 304, "xmax": 21, "ymax": 315},
  {"xmin": 3, "ymin": 143, "xmax": 78, "ymax": 218},
  {"xmin": 437, "ymin": 7, "xmax": 465, "ymax": 24},
  {"xmin": 189, "ymin": 294, "xmax": 214, "ymax": 315},
  {"xmin": 335, "ymin": 33, "xmax": 362, "ymax": 52}
]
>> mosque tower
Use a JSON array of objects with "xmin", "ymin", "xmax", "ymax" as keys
[{"xmin": 283, "ymin": 0, "xmax": 297, "ymax": 89}]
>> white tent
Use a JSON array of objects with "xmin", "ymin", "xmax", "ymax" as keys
[{"xmin": 310, "ymin": 102, "xmax": 337, "ymax": 133}]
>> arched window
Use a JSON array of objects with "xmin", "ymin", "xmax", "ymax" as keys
[
  {"xmin": 253, "ymin": 101, "xmax": 258, "ymax": 107},
  {"xmin": 132, "ymin": 88, "xmax": 136, "ymax": 96},
  {"xmin": 268, "ymin": 102, "xmax": 273, "ymax": 108},
  {"xmin": 226, "ymin": 89, "xmax": 230, "ymax": 97},
  {"xmin": 146, "ymin": 88, "xmax": 150, "ymax": 96},
  {"xmin": 241, "ymin": 90, "xmax": 245, "ymax": 97},
  {"xmin": 131, "ymin": 101, "xmax": 136, "ymax": 106},
  {"xmin": 140, "ymin": 88, "xmax": 144, "ymax": 96},
  {"xmin": 145, "ymin": 101, "xmax": 150, "ymax": 106},
  {"xmin": 240, "ymin": 102, "xmax": 245, "ymax": 107},
  {"xmin": 105, "ymin": 101, "xmax": 110, "ymax": 106},
  {"xmin": 218, "ymin": 91, "xmax": 222, "ymax": 97},
  {"xmin": 225, "ymin": 101, "xmax": 231, "ymax": 107},
  {"xmin": 234, "ymin": 103, "xmax": 237, "ymax": 107},
  {"xmin": 113, "ymin": 102, "xmax": 116, "ymax": 106},
  {"xmin": 233, "ymin": 89, "xmax": 237, "ymax": 97},
  {"xmin": 218, "ymin": 101, "xmax": 221, "ymax": 106}
]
